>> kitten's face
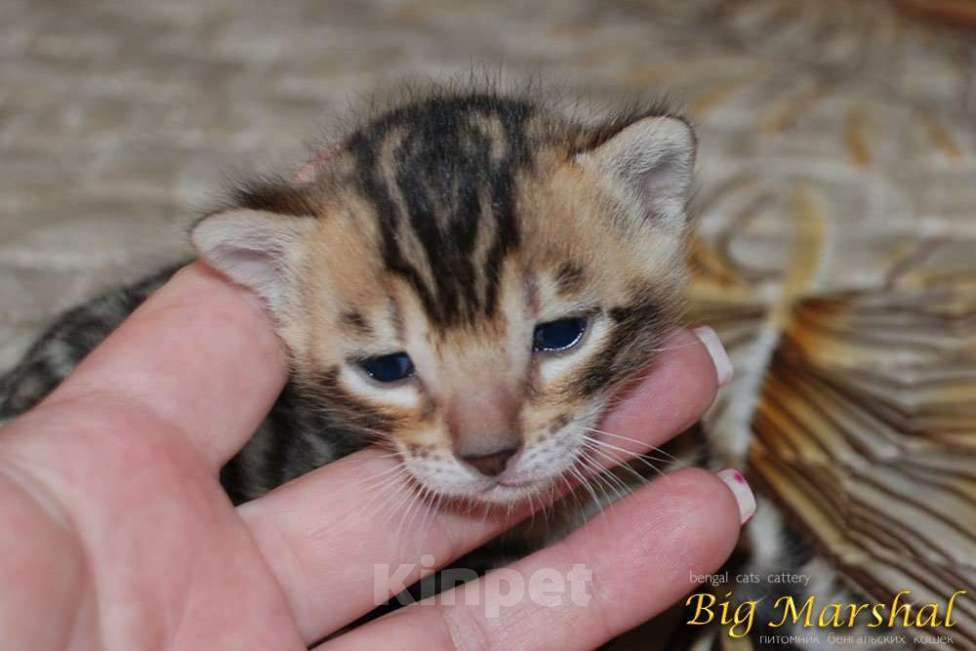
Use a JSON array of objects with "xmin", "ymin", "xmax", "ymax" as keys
[
  {"xmin": 193, "ymin": 94, "xmax": 695, "ymax": 505},
  {"xmin": 289, "ymin": 155, "xmax": 685, "ymax": 504}
]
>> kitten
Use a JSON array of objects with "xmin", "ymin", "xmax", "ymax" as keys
[{"xmin": 0, "ymin": 86, "xmax": 697, "ymax": 507}]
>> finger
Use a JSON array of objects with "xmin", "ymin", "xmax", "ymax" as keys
[
  {"xmin": 38, "ymin": 262, "xmax": 287, "ymax": 467},
  {"xmin": 320, "ymin": 467, "xmax": 744, "ymax": 651},
  {"xmin": 595, "ymin": 326, "xmax": 730, "ymax": 458},
  {"xmin": 239, "ymin": 327, "xmax": 725, "ymax": 643}
]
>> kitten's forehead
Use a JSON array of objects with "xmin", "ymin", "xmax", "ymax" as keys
[
  {"xmin": 301, "ymin": 94, "xmax": 685, "ymax": 341},
  {"xmin": 336, "ymin": 95, "xmax": 545, "ymax": 328},
  {"xmin": 312, "ymin": 175, "xmax": 659, "ymax": 342}
]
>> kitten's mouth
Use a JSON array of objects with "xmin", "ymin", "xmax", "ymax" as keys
[
  {"xmin": 495, "ymin": 478, "xmax": 536, "ymax": 489},
  {"xmin": 400, "ymin": 422, "xmax": 592, "ymax": 505},
  {"xmin": 477, "ymin": 481, "xmax": 545, "ymax": 503}
]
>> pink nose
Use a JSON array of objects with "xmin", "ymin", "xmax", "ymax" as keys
[{"xmin": 458, "ymin": 445, "xmax": 520, "ymax": 477}]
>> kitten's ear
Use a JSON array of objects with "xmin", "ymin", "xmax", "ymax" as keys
[
  {"xmin": 191, "ymin": 209, "xmax": 316, "ymax": 311},
  {"xmin": 577, "ymin": 115, "xmax": 696, "ymax": 230}
]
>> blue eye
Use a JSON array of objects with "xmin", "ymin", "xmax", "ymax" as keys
[
  {"xmin": 360, "ymin": 352, "xmax": 415, "ymax": 383},
  {"xmin": 533, "ymin": 317, "xmax": 587, "ymax": 353}
]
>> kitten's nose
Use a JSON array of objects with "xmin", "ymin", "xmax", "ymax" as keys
[{"xmin": 458, "ymin": 445, "xmax": 520, "ymax": 477}]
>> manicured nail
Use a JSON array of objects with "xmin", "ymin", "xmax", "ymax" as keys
[
  {"xmin": 693, "ymin": 326, "xmax": 733, "ymax": 386},
  {"xmin": 717, "ymin": 468, "xmax": 756, "ymax": 525}
]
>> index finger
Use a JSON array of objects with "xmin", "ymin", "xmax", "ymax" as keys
[
  {"xmin": 41, "ymin": 262, "xmax": 288, "ymax": 467},
  {"xmin": 320, "ymin": 468, "xmax": 742, "ymax": 651}
]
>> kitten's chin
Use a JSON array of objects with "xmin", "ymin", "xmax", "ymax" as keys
[
  {"xmin": 422, "ymin": 476, "xmax": 558, "ymax": 506},
  {"xmin": 476, "ymin": 479, "xmax": 555, "ymax": 505}
]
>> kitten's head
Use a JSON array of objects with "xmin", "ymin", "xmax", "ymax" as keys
[{"xmin": 193, "ymin": 90, "xmax": 696, "ymax": 504}]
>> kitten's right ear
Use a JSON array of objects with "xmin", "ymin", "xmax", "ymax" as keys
[
  {"xmin": 577, "ymin": 114, "xmax": 696, "ymax": 232},
  {"xmin": 191, "ymin": 209, "xmax": 317, "ymax": 311}
]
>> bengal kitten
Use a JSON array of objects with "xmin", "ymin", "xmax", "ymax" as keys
[{"xmin": 0, "ymin": 86, "xmax": 695, "ymax": 506}]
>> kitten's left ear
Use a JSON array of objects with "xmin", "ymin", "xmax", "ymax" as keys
[
  {"xmin": 191, "ymin": 209, "xmax": 317, "ymax": 312},
  {"xmin": 577, "ymin": 115, "xmax": 696, "ymax": 230}
]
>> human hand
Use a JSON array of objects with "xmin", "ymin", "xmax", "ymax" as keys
[{"xmin": 0, "ymin": 262, "xmax": 752, "ymax": 650}]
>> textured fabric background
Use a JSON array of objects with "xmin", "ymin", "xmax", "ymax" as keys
[{"xmin": 2, "ymin": 1, "xmax": 974, "ymax": 648}]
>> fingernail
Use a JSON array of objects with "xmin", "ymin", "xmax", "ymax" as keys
[
  {"xmin": 693, "ymin": 326, "xmax": 733, "ymax": 386},
  {"xmin": 717, "ymin": 468, "xmax": 756, "ymax": 525}
]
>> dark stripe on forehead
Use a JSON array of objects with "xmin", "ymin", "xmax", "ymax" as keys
[
  {"xmin": 349, "ymin": 131, "xmax": 438, "ymax": 320},
  {"xmin": 555, "ymin": 262, "xmax": 586, "ymax": 297},
  {"xmin": 348, "ymin": 95, "xmax": 535, "ymax": 326},
  {"xmin": 339, "ymin": 311, "xmax": 373, "ymax": 337}
]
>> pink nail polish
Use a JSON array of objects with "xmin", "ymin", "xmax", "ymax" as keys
[{"xmin": 717, "ymin": 468, "xmax": 756, "ymax": 525}]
